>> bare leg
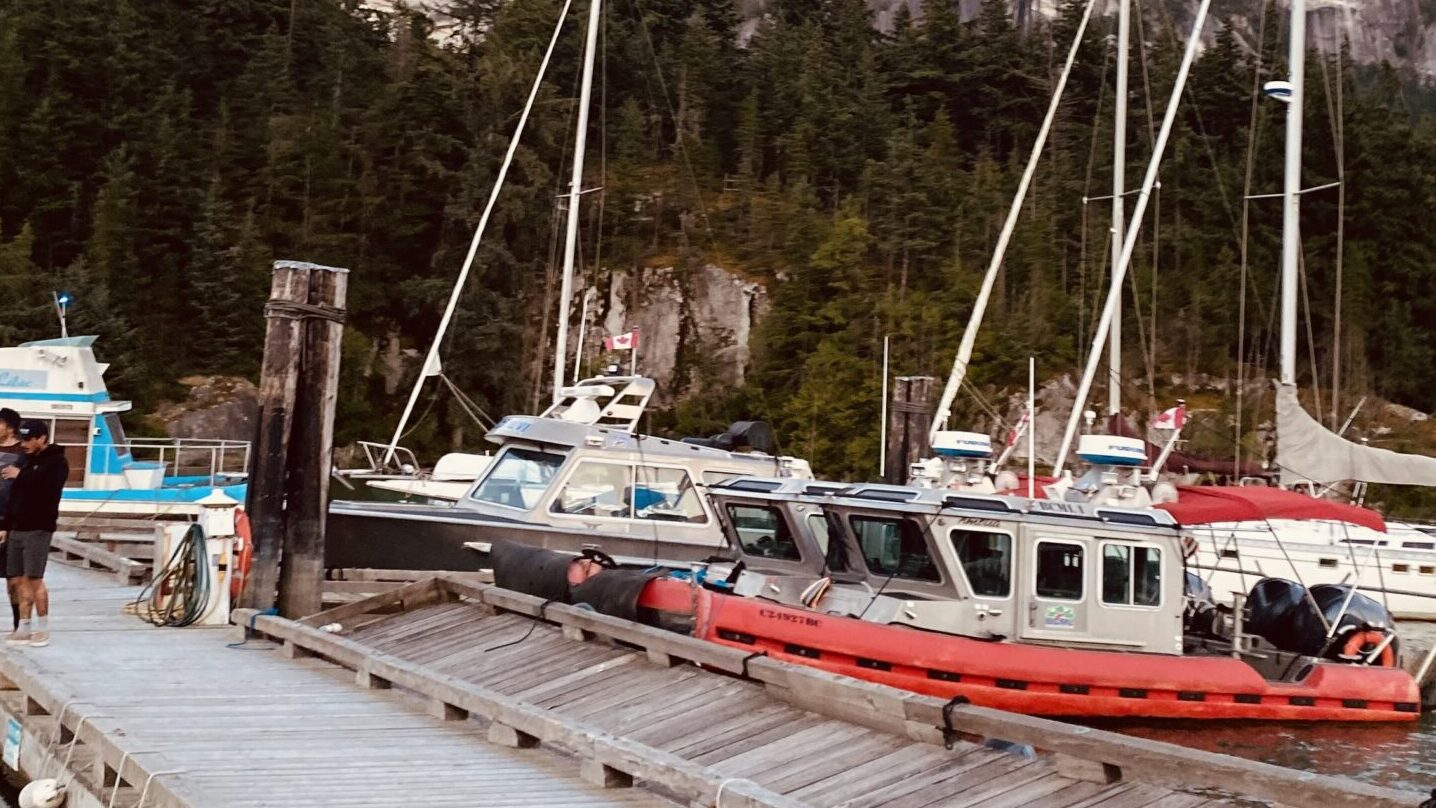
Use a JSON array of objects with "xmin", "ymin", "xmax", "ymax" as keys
[
  {"xmin": 15, "ymin": 578, "xmax": 32, "ymax": 622},
  {"xmin": 31, "ymin": 579, "xmax": 47, "ymax": 618},
  {"xmin": 6, "ymin": 579, "xmax": 17, "ymax": 629}
]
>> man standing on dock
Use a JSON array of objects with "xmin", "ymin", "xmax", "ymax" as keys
[
  {"xmin": 0, "ymin": 408, "xmax": 24, "ymax": 630},
  {"xmin": 0, "ymin": 420, "xmax": 69, "ymax": 647}
]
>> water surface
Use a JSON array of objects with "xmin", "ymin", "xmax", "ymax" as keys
[{"xmin": 1118, "ymin": 620, "xmax": 1436, "ymax": 795}]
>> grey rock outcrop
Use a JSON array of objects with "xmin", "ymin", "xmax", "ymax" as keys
[
  {"xmin": 579, "ymin": 263, "xmax": 768, "ymax": 402},
  {"xmin": 149, "ymin": 376, "xmax": 259, "ymax": 443}
]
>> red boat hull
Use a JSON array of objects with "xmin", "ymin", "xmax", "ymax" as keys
[{"xmin": 638, "ymin": 579, "xmax": 1421, "ymax": 722}]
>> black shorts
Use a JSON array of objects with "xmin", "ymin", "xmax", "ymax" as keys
[{"xmin": 5, "ymin": 531, "xmax": 50, "ymax": 579}]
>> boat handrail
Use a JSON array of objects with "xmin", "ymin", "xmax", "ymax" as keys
[
  {"xmin": 87, "ymin": 439, "xmax": 252, "ymax": 483},
  {"xmin": 351, "ymin": 440, "xmax": 421, "ymax": 475}
]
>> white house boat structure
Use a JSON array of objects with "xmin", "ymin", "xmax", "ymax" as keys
[{"xmin": 0, "ymin": 337, "xmax": 249, "ymax": 518}]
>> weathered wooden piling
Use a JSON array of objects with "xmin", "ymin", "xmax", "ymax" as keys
[
  {"xmin": 883, "ymin": 375, "xmax": 935, "ymax": 483},
  {"xmin": 241, "ymin": 260, "xmax": 348, "ymax": 617}
]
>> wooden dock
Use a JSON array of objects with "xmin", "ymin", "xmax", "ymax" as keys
[
  {"xmin": 0, "ymin": 564, "xmax": 676, "ymax": 808},
  {"xmin": 0, "ymin": 562, "xmax": 1427, "ymax": 808}
]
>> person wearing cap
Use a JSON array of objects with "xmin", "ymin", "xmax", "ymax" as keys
[
  {"xmin": 0, "ymin": 408, "xmax": 24, "ymax": 630},
  {"xmin": 0, "ymin": 420, "xmax": 69, "ymax": 646}
]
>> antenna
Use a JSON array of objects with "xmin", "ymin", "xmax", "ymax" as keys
[{"xmin": 52, "ymin": 291, "xmax": 72, "ymax": 339}]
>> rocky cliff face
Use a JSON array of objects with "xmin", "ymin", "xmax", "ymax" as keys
[
  {"xmin": 578, "ymin": 263, "xmax": 768, "ymax": 402},
  {"xmin": 735, "ymin": 0, "xmax": 1436, "ymax": 81}
]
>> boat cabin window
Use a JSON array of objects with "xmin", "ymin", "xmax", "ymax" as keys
[
  {"xmin": 1100, "ymin": 543, "xmax": 1161, "ymax": 607},
  {"xmin": 950, "ymin": 529, "xmax": 1011, "ymax": 598},
  {"xmin": 102, "ymin": 413, "xmax": 128, "ymax": 448},
  {"xmin": 471, "ymin": 447, "xmax": 566, "ymax": 510},
  {"xmin": 553, "ymin": 461, "xmax": 633, "ymax": 517},
  {"xmin": 551, "ymin": 461, "xmax": 708, "ymax": 523},
  {"xmin": 850, "ymin": 516, "xmax": 940, "ymax": 582},
  {"xmin": 1035, "ymin": 541, "xmax": 1084, "ymax": 601},
  {"xmin": 725, "ymin": 504, "xmax": 801, "ymax": 560},
  {"xmin": 635, "ymin": 465, "xmax": 706, "ymax": 523}
]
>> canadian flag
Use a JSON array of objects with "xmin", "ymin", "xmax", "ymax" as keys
[
  {"xmin": 1152, "ymin": 403, "xmax": 1186, "ymax": 431},
  {"xmin": 604, "ymin": 329, "xmax": 639, "ymax": 351},
  {"xmin": 1005, "ymin": 407, "xmax": 1032, "ymax": 447}
]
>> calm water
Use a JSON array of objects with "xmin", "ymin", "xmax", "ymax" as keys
[{"xmin": 1116, "ymin": 620, "xmax": 1436, "ymax": 796}]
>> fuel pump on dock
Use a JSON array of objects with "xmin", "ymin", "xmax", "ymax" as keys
[{"xmin": 134, "ymin": 490, "xmax": 239, "ymax": 627}]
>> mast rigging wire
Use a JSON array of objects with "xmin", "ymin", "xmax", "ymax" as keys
[
  {"xmin": 1236, "ymin": 0, "xmax": 1272, "ymax": 478},
  {"xmin": 929, "ymin": 0, "xmax": 1101, "ymax": 442},
  {"xmin": 1054, "ymin": 0, "xmax": 1216, "ymax": 476},
  {"xmin": 387, "ymin": 0, "xmax": 576, "ymax": 462}
]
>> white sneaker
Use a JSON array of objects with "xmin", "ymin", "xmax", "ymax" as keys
[
  {"xmin": 28, "ymin": 631, "xmax": 48, "ymax": 647},
  {"xmin": 5, "ymin": 630, "xmax": 30, "ymax": 646}
]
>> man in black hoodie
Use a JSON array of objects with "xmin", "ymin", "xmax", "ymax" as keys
[
  {"xmin": 0, "ymin": 420, "xmax": 69, "ymax": 647},
  {"xmin": 0, "ymin": 407, "xmax": 25, "ymax": 630}
]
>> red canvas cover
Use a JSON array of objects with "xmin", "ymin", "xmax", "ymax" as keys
[{"xmin": 1157, "ymin": 485, "xmax": 1386, "ymax": 532}]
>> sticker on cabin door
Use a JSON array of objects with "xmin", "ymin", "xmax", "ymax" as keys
[
  {"xmin": 1042, "ymin": 605, "xmax": 1076, "ymax": 628},
  {"xmin": 3, "ymin": 717, "xmax": 20, "ymax": 769}
]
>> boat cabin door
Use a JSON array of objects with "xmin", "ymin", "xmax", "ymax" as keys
[
  {"xmin": 1018, "ymin": 529, "xmax": 1093, "ymax": 640},
  {"xmin": 942, "ymin": 520, "xmax": 1018, "ymax": 639},
  {"xmin": 1015, "ymin": 524, "xmax": 1178, "ymax": 654}
]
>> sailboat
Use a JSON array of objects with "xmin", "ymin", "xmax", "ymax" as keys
[
  {"xmin": 1179, "ymin": 0, "xmax": 1436, "ymax": 619},
  {"xmin": 324, "ymin": 0, "xmax": 813, "ymax": 573}
]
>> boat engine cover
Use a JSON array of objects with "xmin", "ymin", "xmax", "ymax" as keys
[
  {"xmin": 490, "ymin": 540, "xmax": 572, "ymax": 602},
  {"xmin": 1244, "ymin": 578, "xmax": 1398, "ymax": 660},
  {"xmin": 1290, "ymin": 583, "xmax": 1398, "ymax": 660},
  {"xmin": 1243, "ymin": 578, "xmax": 1307, "ymax": 646}
]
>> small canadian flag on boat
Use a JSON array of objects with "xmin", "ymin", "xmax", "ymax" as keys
[
  {"xmin": 604, "ymin": 329, "xmax": 639, "ymax": 351},
  {"xmin": 1005, "ymin": 407, "xmax": 1032, "ymax": 447},
  {"xmin": 1152, "ymin": 402, "xmax": 1186, "ymax": 431}
]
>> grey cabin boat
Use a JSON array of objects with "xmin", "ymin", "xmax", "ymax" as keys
[{"xmin": 326, "ymin": 377, "xmax": 812, "ymax": 571}]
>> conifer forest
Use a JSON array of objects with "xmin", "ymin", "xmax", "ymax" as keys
[{"xmin": 1, "ymin": 0, "xmax": 1435, "ymax": 483}]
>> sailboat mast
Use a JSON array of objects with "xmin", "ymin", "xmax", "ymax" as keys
[
  {"xmin": 552, "ymin": 0, "xmax": 603, "ymax": 404},
  {"xmin": 1280, "ymin": 0, "xmax": 1304, "ymax": 385},
  {"xmin": 928, "ymin": 0, "xmax": 1100, "ymax": 444},
  {"xmin": 1107, "ymin": 0, "xmax": 1130, "ymax": 417},
  {"xmin": 380, "ymin": 0, "xmax": 573, "ymax": 466},
  {"xmin": 1053, "ymin": 0, "xmax": 1213, "ymax": 476}
]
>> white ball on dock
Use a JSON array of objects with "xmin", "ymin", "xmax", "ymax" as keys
[{"xmin": 18, "ymin": 778, "xmax": 66, "ymax": 808}]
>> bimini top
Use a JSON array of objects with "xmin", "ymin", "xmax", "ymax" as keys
[{"xmin": 1157, "ymin": 485, "xmax": 1387, "ymax": 533}]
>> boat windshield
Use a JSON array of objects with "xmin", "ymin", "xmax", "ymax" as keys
[
  {"xmin": 470, "ymin": 447, "xmax": 567, "ymax": 510},
  {"xmin": 725, "ymin": 504, "xmax": 801, "ymax": 560},
  {"xmin": 850, "ymin": 515, "xmax": 940, "ymax": 582}
]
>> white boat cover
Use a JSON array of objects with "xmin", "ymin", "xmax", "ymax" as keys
[{"xmin": 1277, "ymin": 383, "xmax": 1436, "ymax": 487}]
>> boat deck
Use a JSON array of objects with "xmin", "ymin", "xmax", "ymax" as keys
[{"xmin": 0, "ymin": 563, "xmax": 1423, "ymax": 808}]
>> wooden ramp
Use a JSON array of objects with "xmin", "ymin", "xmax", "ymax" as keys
[
  {"xmin": 241, "ymin": 575, "xmax": 1428, "ymax": 808},
  {"xmin": 0, "ymin": 564, "xmax": 676, "ymax": 808}
]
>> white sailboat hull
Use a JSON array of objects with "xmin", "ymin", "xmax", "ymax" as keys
[{"xmin": 1189, "ymin": 519, "xmax": 1436, "ymax": 620}]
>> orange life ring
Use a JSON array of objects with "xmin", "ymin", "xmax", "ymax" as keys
[
  {"xmin": 231, "ymin": 509, "xmax": 254, "ymax": 602},
  {"xmin": 1342, "ymin": 629, "xmax": 1396, "ymax": 667}
]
